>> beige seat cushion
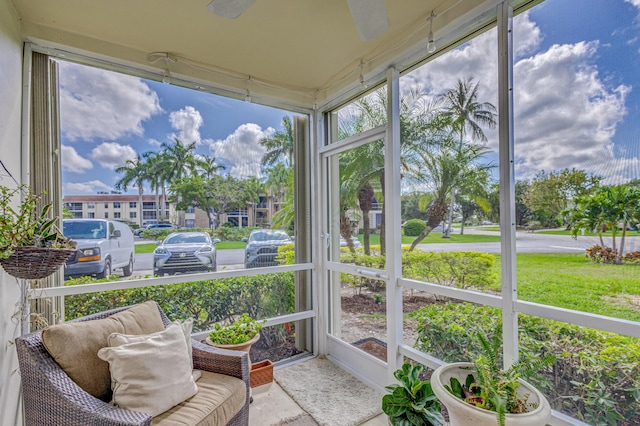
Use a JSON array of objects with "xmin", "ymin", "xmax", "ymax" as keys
[
  {"xmin": 98, "ymin": 321, "xmax": 198, "ymax": 417},
  {"xmin": 41, "ymin": 301, "xmax": 165, "ymax": 400},
  {"xmin": 153, "ymin": 370, "xmax": 246, "ymax": 425}
]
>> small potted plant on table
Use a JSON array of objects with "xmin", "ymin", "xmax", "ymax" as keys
[
  {"xmin": 0, "ymin": 184, "xmax": 75, "ymax": 280},
  {"xmin": 382, "ymin": 363, "xmax": 445, "ymax": 426},
  {"xmin": 206, "ymin": 313, "xmax": 264, "ymax": 353},
  {"xmin": 431, "ymin": 330, "xmax": 554, "ymax": 426},
  {"xmin": 206, "ymin": 314, "xmax": 272, "ymax": 388}
]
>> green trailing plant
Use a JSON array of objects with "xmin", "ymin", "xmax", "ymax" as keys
[
  {"xmin": 382, "ymin": 363, "xmax": 444, "ymax": 426},
  {"xmin": 444, "ymin": 328, "xmax": 555, "ymax": 426},
  {"xmin": 0, "ymin": 184, "xmax": 75, "ymax": 259},
  {"xmin": 208, "ymin": 313, "xmax": 265, "ymax": 345}
]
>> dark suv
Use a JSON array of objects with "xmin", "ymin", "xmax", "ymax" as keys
[{"xmin": 242, "ymin": 229, "xmax": 292, "ymax": 268}]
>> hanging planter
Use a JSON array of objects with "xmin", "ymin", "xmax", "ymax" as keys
[
  {"xmin": 0, "ymin": 246, "xmax": 75, "ymax": 280},
  {"xmin": 0, "ymin": 184, "xmax": 76, "ymax": 280}
]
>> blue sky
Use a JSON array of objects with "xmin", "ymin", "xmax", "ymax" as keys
[{"xmin": 59, "ymin": 0, "xmax": 640, "ymax": 195}]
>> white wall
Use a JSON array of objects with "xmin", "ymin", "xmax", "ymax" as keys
[{"xmin": 0, "ymin": 0, "xmax": 25, "ymax": 424}]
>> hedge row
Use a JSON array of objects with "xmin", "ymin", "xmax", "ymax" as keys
[
  {"xmin": 411, "ymin": 302, "xmax": 640, "ymax": 426},
  {"xmin": 338, "ymin": 247, "xmax": 497, "ymax": 292},
  {"xmin": 64, "ymin": 272, "xmax": 295, "ymax": 333}
]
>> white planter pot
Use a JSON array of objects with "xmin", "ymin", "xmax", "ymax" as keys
[{"xmin": 431, "ymin": 362, "xmax": 551, "ymax": 426}]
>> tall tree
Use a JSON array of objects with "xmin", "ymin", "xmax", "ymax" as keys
[
  {"xmin": 523, "ymin": 168, "xmax": 601, "ymax": 227},
  {"xmin": 171, "ymin": 175, "xmax": 245, "ymax": 229},
  {"xmin": 161, "ymin": 138, "xmax": 198, "ymax": 181},
  {"xmin": 438, "ymin": 78, "xmax": 496, "ymax": 237},
  {"xmin": 260, "ymin": 116, "xmax": 294, "ymax": 167},
  {"xmin": 339, "ymin": 87, "xmax": 434, "ymax": 254},
  {"xmin": 265, "ymin": 163, "xmax": 289, "ymax": 203},
  {"xmin": 244, "ymin": 177, "xmax": 265, "ymax": 227},
  {"xmin": 566, "ymin": 184, "xmax": 640, "ymax": 262},
  {"xmin": 408, "ymin": 141, "xmax": 493, "ymax": 251},
  {"xmin": 114, "ymin": 155, "xmax": 147, "ymax": 224},
  {"xmin": 142, "ymin": 151, "xmax": 166, "ymax": 222},
  {"xmin": 197, "ymin": 156, "xmax": 225, "ymax": 179}
]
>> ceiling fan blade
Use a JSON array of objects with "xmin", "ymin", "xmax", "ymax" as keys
[
  {"xmin": 207, "ymin": 0, "xmax": 256, "ymax": 19},
  {"xmin": 346, "ymin": 0, "xmax": 390, "ymax": 41}
]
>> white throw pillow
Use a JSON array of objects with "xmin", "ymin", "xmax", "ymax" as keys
[
  {"xmin": 108, "ymin": 319, "xmax": 201, "ymax": 381},
  {"xmin": 97, "ymin": 321, "xmax": 198, "ymax": 416}
]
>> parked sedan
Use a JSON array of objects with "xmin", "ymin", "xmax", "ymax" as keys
[
  {"xmin": 153, "ymin": 232, "xmax": 220, "ymax": 275},
  {"xmin": 243, "ymin": 229, "xmax": 292, "ymax": 268}
]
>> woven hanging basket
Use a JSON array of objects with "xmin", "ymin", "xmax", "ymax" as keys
[{"xmin": 0, "ymin": 246, "xmax": 76, "ymax": 280}]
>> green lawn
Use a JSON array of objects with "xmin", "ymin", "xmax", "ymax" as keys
[
  {"xmin": 493, "ymin": 253, "xmax": 640, "ymax": 322},
  {"xmin": 135, "ymin": 243, "xmax": 157, "ymax": 254},
  {"xmin": 537, "ymin": 228, "xmax": 640, "ymax": 237},
  {"xmin": 135, "ymin": 241, "xmax": 246, "ymax": 254},
  {"xmin": 357, "ymin": 232, "xmax": 500, "ymax": 246}
]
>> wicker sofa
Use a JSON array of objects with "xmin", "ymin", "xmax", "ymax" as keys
[{"xmin": 15, "ymin": 302, "xmax": 250, "ymax": 426}]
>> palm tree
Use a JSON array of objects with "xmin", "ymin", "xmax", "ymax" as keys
[
  {"xmin": 197, "ymin": 156, "xmax": 225, "ymax": 179},
  {"xmin": 439, "ymin": 78, "xmax": 496, "ymax": 237},
  {"xmin": 142, "ymin": 151, "xmax": 169, "ymax": 222},
  {"xmin": 260, "ymin": 116, "xmax": 294, "ymax": 167},
  {"xmin": 265, "ymin": 163, "xmax": 289, "ymax": 203},
  {"xmin": 338, "ymin": 87, "xmax": 434, "ymax": 254},
  {"xmin": 114, "ymin": 155, "xmax": 147, "ymax": 225},
  {"xmin": 244, "ymin": 177, "xmax": 264, "ymax": 227},
  {"xmin": 161, "ymin": 138, "xmax": 198, "ymax": 181},
  {"xmin": 408, "ymin": 141, "xmax": 493, "ymax": 251},
  {"xmin": 440, "ymin": 77, "xmax": 497, "ymax": 144}
]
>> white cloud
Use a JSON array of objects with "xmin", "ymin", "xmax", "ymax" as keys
[
  {"xmin": 626, "ymin": 0, "xmax": 640, "ymax": 9},
  {"xmin": 169, "ymin": 106, "xmax": 204, "ymax": 145},
  {"xmin": 513, "ymin": 40, "xmax": 630, "ymax": 178},
  {"xmin": 61, "ymin": 145, "xmax": 93, "ymax": 173},
  {"xmin": 64, "ymin": 180, "xmax": 112, "ymax": 194},
  {"xmin": 58, "ymin": 61, "xmax": 162, "ymax": 141},
  {"xmin": 208, "ymin": 123, "xmax": 274, "ymax": 179},
  {"xmin": 403, "ymin": 12, "xmax": 636, "ymax": 184},
  {"xmin": 90, "ymin": 142, "xmax": 137, "ymax": 169}
]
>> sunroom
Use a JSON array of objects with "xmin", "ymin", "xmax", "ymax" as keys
[{"xmin": 1, "ymin": 0, "xmax": 639, "ymax": 425}]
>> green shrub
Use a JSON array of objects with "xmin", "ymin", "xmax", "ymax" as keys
[
  {"xmin": 65, "ymin": 272, "xmax": 295, "ymax": 332},
  {"xmin": 411, "ymin": 302, "xmax": 640, "ymax": 426},
  {"xmin": 403, "ymin": 219, "xmax": 426, "ymax": 236},
  {"xmin": 402, "ymin": 249, "xmax": 497, "ymax": 290}
]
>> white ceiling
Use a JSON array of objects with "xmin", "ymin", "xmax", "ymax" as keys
[{"xmin": 12, "ymin": 0, "xmax": 500, "ymax": 108}]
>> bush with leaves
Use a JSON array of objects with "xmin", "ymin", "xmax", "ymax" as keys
[
  {"xmin": 65, "ymin": 272, "xmax": 295, "ymax": 333},
  {"xmin": 403, "ymin": 219, "xmax": 427, "ymax": 237},
  {"xmin": 586, "ymin": 245, "xmax": 620, "ymax": 264},
  {"xmin": 411, "ymin": 302, "xmax": 640, "ymax": 425},
  {"xmin": 403, "ymin": 249, "xmax": 497, "ymax": 290}
]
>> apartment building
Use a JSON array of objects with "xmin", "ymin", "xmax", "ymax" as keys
[{"xmin": 63, "ymin": 193, "xmax": 169, "ymax": 227}]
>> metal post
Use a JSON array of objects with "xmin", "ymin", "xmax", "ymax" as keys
[
  {"xmin": 497, "ymin": 2, "xmax": 518, "ymax": 367},
  {"xmin": 385, "ymin": 67, "xmax": 403, "ymax": 378}
]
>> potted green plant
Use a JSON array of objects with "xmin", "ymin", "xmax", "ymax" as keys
[
  {"xmin": 431, "ymin": 330, "xmax": 554, "ymax": 426},
  {"xmin": 0, "ymin": 184, "xmax": 75, "ymax": 280},
  {"xmin": 382, "ymin": 363, "xmax": 445, "ymax": 426},
  {"xmin": 205, "ymin": 313, "xmax": 264, "ymax": 353}
]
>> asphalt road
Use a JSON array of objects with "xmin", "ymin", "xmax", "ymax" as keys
[
  {"xmin": 416, "ymin": 229, "xmax": 640, "ymax": 254},
  {"xmin": 128, "ymin": 230, "xmax": 640, "ymax": 277}
]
